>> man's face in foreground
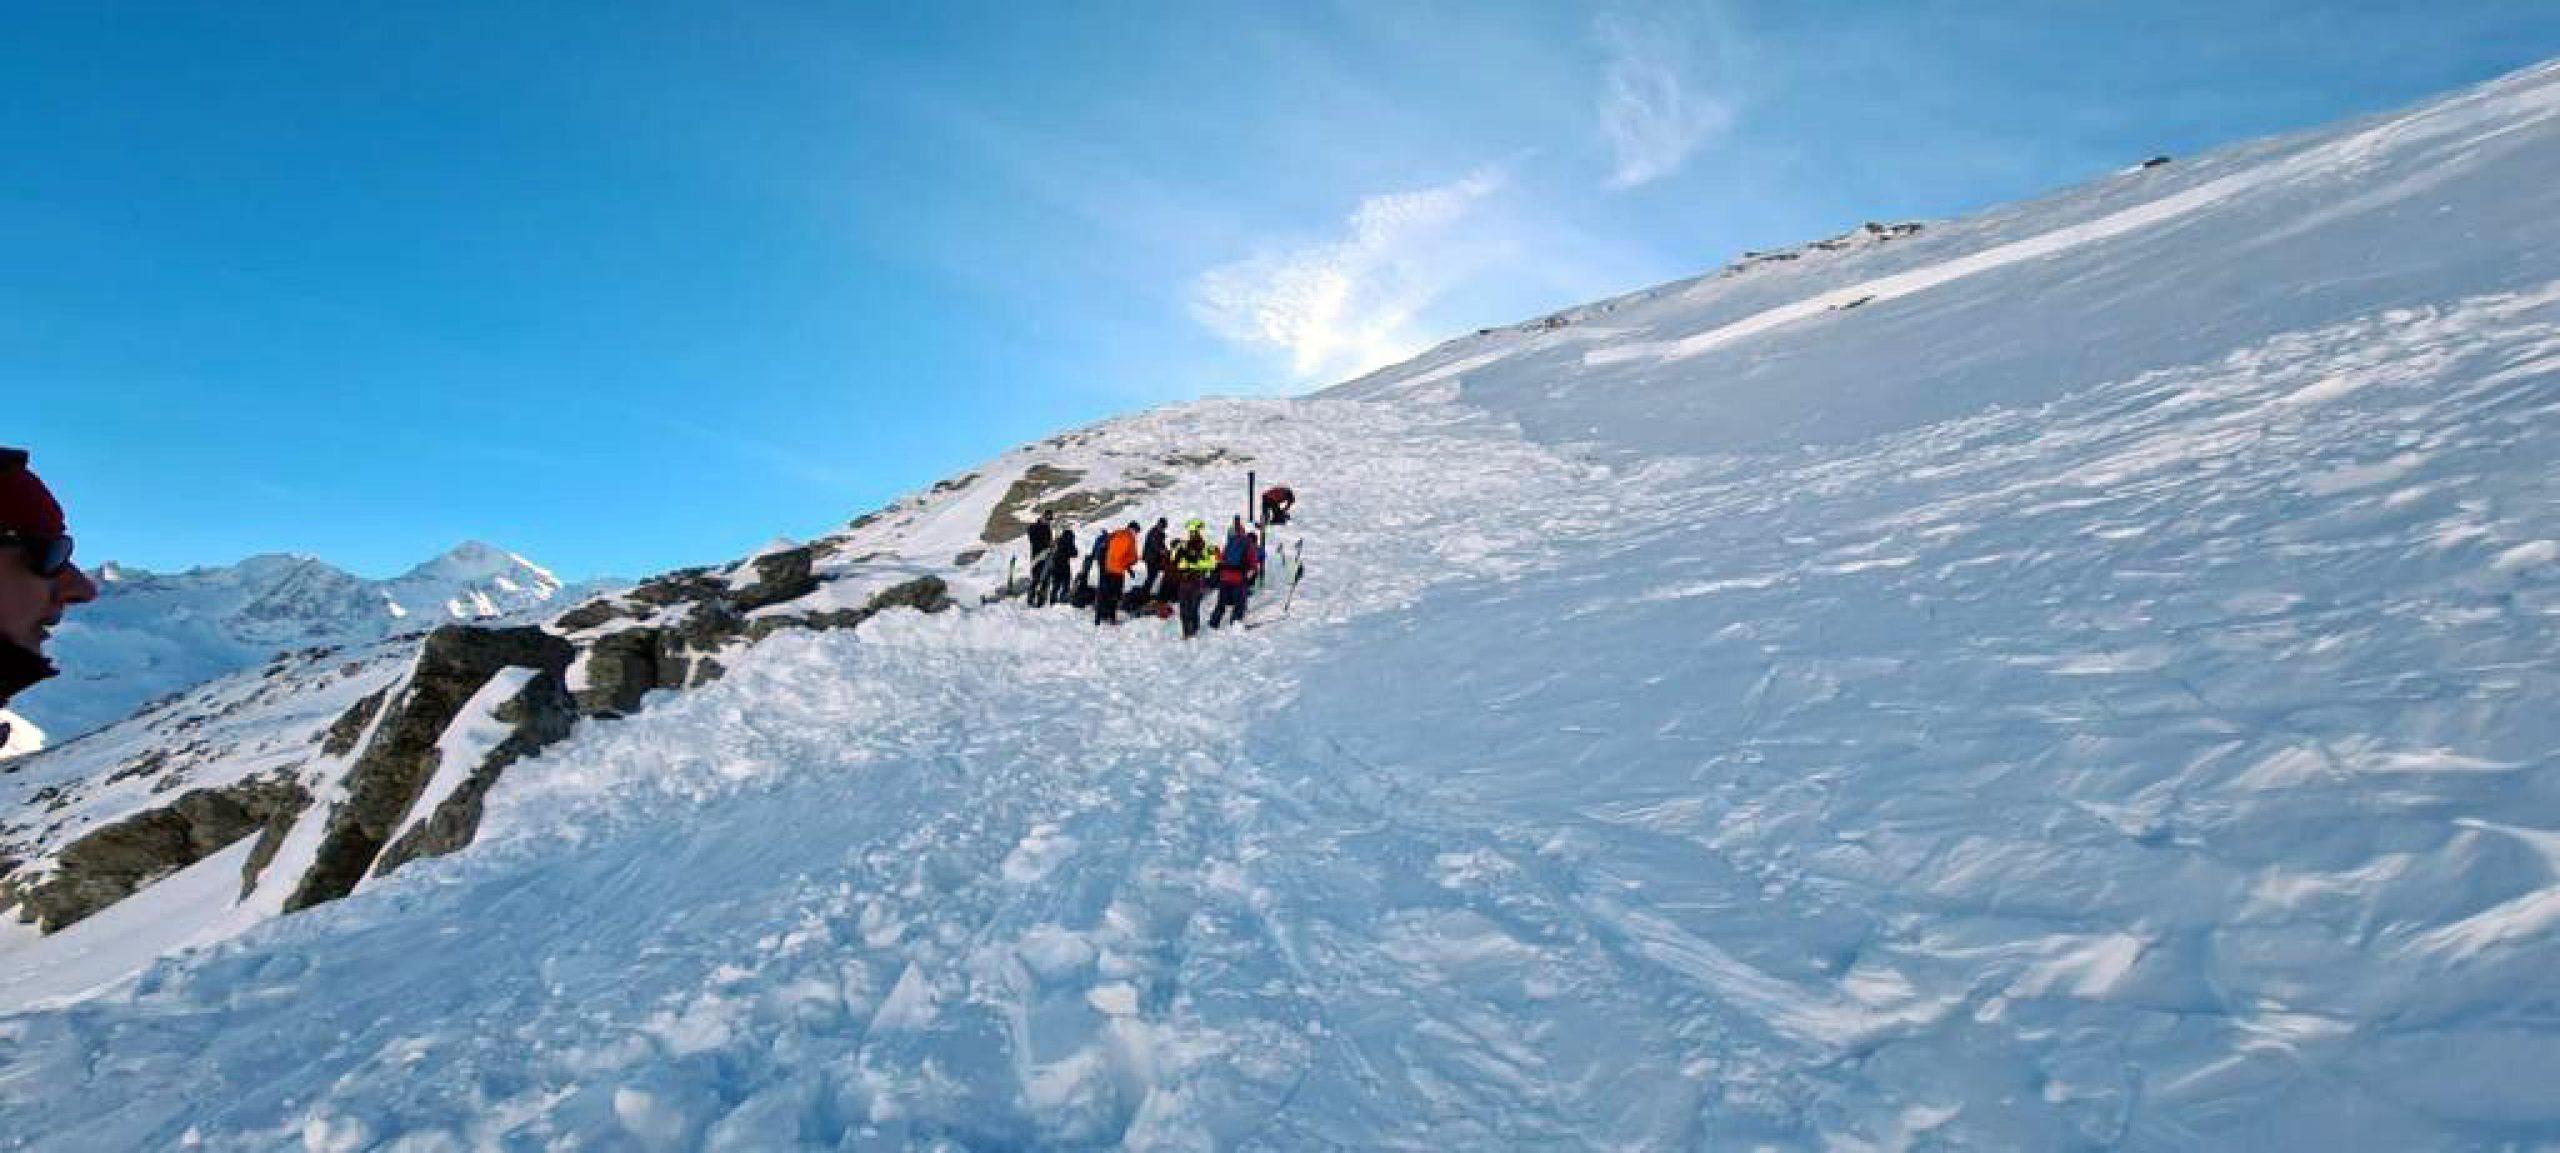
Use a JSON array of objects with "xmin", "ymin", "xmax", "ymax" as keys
[{"xmin": 0, "ymin": 539, "xmax": 95, "ymax": 657}]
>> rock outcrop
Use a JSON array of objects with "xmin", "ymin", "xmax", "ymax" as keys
[
  {"xmin": 567, "ymin": 545, "xmax": 950, "ymax": 717},
  {"xmin": 282, "ymin": 626, "xmax": 575, "ymax": 913},
  {"xmin": 979, "ymin": 460, "xmax": 1203, "ymax": 546},
  {"xmin": 373, "ymin": 667, "xmax": 577, "ymax": 877},
  {"xmin": 981, "ymin": 465, "xmax": 1090, "ymax": 544},
  {"xmin": 9, "ymin": 774, "xmax": 308, "ymax": 932},
  {"xmin": 745, "ymin": 576, "xmax": 953, "ymax": 641}
]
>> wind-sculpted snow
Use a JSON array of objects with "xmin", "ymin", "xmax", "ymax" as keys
[
  {"xmin": 1283, "ymin": 284, "xmax": 2560, "ymax": 1146},
  {"xmin": 6, "ymin": 60, "xmax": 2560, "ymax": 1151}
]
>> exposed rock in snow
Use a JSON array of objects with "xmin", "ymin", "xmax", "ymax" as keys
[
  {"xmin": 9, "ymin": 774, "xmax": 306, "ymax": 932},
  {"xmin": 281, "ymin": 626, "xmax": 577, "ymax": 912}
]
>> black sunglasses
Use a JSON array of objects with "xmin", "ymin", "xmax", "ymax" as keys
[{"xmin": 1, "ymin": 532, "xmax": 75, "ymax": 579}]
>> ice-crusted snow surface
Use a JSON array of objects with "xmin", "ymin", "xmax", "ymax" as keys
[{"xmin": 2, "ymin": 58, "xmax": 2559, "ymax": 1152}]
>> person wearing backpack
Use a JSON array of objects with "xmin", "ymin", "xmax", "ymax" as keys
[
  {"xmin": 1095, "ymin": 521, "xmax": 1140, "ymax": 625},
  {"xmin": 1171, "ymin": 519, "xmax": 1215, "ymax": 639},
  {"xmin": 1209, "ymin": 517, "xmax": 1257, "ymax": 629}
]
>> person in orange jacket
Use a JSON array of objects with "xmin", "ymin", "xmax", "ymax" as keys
[{"xmin": 1095, "ymin": 521, "xmax": 1141, "ymax": 625}]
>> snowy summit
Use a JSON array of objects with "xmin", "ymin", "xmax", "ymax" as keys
[{"xmin": 3, "ymin": 58, "xmax": 2559, "ymax": 1150}]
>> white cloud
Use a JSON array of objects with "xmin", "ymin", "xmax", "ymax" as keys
[
  {"xmin": 1190, "ymin": 167, "xmax": 1509, "ymax": 383},
  {"xmin": 1597, "ymin": 13, "xmax": 1736, "ymax": 190}
]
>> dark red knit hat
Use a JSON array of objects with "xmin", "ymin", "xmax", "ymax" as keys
[{"xmin": 0, "ymin": 448, "xmax": 67, "ymax": 536}]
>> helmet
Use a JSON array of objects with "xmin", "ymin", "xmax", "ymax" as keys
[{"xmin": 1185, "ymin": 519, "xmax": 1205, "ymax": 533}]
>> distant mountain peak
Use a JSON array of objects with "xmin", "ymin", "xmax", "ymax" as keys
[
  {"xmin": 402, "ymin": 540, "xmax": 541, "ymax": 582},
  {"xmin": 12, "ymin": 541, "xmax": 611, "ymax": 744}
]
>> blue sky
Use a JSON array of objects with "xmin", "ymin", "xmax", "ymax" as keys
[{"xmin": 9, "ymin": 1, "xmax": 2556, "ymax": 580}]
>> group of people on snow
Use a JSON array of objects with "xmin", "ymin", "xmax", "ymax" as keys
[{"xmin": 1020, "ymin": 494, "xmax": 1286, "ymax": 639}]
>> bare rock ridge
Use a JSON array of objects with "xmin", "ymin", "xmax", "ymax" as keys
[{"xmin": 554, "ymin": 545, "xmax": 951, "ymax": 716}]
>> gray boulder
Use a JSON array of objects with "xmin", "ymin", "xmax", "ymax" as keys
[{"xmin": 730, "ymin": 547, "xmax": 818, "ymax": 612}]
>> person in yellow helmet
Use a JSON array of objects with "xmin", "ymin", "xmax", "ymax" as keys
[{"xmin": 1171, "ymin": 518, "xmax": 1216, "ymax": 639}]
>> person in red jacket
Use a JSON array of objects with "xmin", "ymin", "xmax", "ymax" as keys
[
  {"xmin": 1259, "ymin": 484, "xmax": 1295, "ymax": 526},
  {"xmin": 0, "ymin": 448, "xmax": 98, "ymax": 743},
  {"xmin": 1208, "ymin": 517, "xmax": 1261, "ymax": 629}
]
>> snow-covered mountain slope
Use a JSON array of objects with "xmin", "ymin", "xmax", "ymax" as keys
[
  {"xmin": 1333, "ymin": 57, "xmax": 2560, "ymax": 458},
  {"xmin": 9, "ymin": 541, "xmax": 607, "ymax": 748},
  {"xmin": 3, "ymin": 59, "xmax": 2558, "ymax": 1151}
]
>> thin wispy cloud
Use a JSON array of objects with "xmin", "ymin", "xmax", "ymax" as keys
[
  {"xmin": 630, "ymin": 413, "xmax": 866, "ymax": 494},
  {"xmin": 1191, "ymin": 167, "xmax": 1509, "ymax": 383},
  {"xmin": 1597, "ymin": 11, "xmax": 1737, "ymax": 189}
]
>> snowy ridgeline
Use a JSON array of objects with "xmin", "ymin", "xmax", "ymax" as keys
[
  {"xmin": 10, "ymin": 541, "xmax": 609, "ymax": 748},
  {"xmin": 0, "ymin": 57, "xmax": 2556, "ymax": 1152}
]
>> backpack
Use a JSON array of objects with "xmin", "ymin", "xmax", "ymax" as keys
[
  {"xmin": 1220, "ymin": 532, "xmax": 1251, "ymax": 571},
  {"xmin": 1104, "ymin": 530, "xmax": 1138, "ymax": 576}
]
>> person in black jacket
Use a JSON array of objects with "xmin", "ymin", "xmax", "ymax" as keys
[
  {"xmin": 1024, "ymin": 511, "xmax": 1056, "ymax": 606},
  {"xmin": 0, "ymin": 448, "xmax": 97, "ymax": 746},
  {"xmin": 1045, "ymin": 526, "xmax": 1078, "ymax": 608},
  {"xmin": 1141, "ymin": 518, "xmax": 1169, "ymax": 602}
]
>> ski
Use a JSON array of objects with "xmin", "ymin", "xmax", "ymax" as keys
[{"xmin": 1244, "ymin": 543, "xmax": 1304, "ymax": 629}]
